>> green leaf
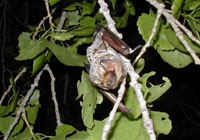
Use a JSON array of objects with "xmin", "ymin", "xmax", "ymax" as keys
[
  {"xmin": 42, "ymin": 39, "xmax": 87, "ymax": 67},
  {"xmin": 114, "ymin": 1, "xmax": 135, "ymax": 28},
  {"xmin": 118, "ymin": 9, "xmax": 130, "ymax": 28},
  {"xmin": 26, "ymin": 105, "xmax": 40, "ymax": 125},
  {"xmin": 15, "ymin": 32, "xmax": 46, "ymax": 60},
  {"xmin": 157, "ymin": 47, "xmax": 193, "ymax": 68},
  {"xmin": 125, "ymin": 87, "xmax": 141, "ymax": 119},
  {"xmin": 171, "ymin": 0, "xmax": 185, "ymax": 19},
  {"xmin": 67, "ymin": 131, "xmax": 90, "ymax": 140},
  {"xmin": 77, "ymin": 71, "xmax": 103, "ymax": 129},
  {"xmin": 137, "ymin": 14, "xmax": 196, "ymax": 68},
  {"xmin": 32, "ymin": 51, "xmax": 52, "ymax": 75},
  {"xmin": 125, "ymin": 0, "xmax": 135, "ymax": 15},
  {"xmin": 111, "ymin": 0, "xmax": 116, "ymax": 9},
  {"xmin": 81, "ymin": 2, "xmax": 96, "ymax": 15},
  {"xmin": 0, "ymin": 106, "xmax": 10, "ymax": 117},
  {"xmin": 68, "ymin": 37, "xmax": 92, "ymax": 54},
  {"xmin": 64, "ymin": 2, "xmax": 96, "ymax": 15},
  {"xmin": 191, "ymin": 10, "xmax": 200, "ymax": 18},
  {"xmin": 6, "ymin": 80, "xmax": 18, "ymax": 115},
  {"xmin": 80, "ymin": 16, "xmax": 96, "ymax": 27},
  {"xmin": 165, "ymin": 27, "xmax": 200, "ymax": 53},
  {"xmin": 147, "ymin": 77, "xmax": 171, "ymax": 103},
  {"xmin": 51, "ymin": 32, "xmax": 74, "ymax": 41},
  {"xmin": 183, "ymin": 0, "xmax": 200, "ymax": 10},
  {"xmin": 28, "ymin": 90, "xmax": 40, "ymax": 105},
  {"xmin": 70, "ymin": 27, "xmax": 95, "ymax": 37},
  {"xmin": 151, "ymin": 111, "xmax": 172, "ymax": 135},
  {"xmin": 26, "ymin": 90, "xmax": 41, "ymax": 124},
  {"xmin": 8, "ymin": 128, "xmax": 42, "ymax": 140},
  {"xmin": 135, "ymin": 111, "xmax": 172, "ymax": 139},
  {"xmin": 137, "ymin": 14, "xmax": 174, "ymax": 51},
  {"xmin": 66, "ymin": 11, "xmax": 81, "ymax": 26},
  {"xmin": 0, "ymin": 86, "xmax": 19, "ymax": 117},
  {"xmin": 139, "ymin": 71, "xmax": 156, "ymax": 97},
  {"xmin": 49, "ymin": 0, "xmax": 60, "ymax": 6},
  {"xmin": 87, "ymin": 113, "xmax": 142, "ymax": 140},
  {"xmin": 135, "ymin": 125, "xmax": 149, "ymax": 140},
  {"xmin": 134, "ymin": 58, "xmax": 145, "ymax": 74},
  {"xmin": 186, "ymin": 17, "xmax": 200, "ymax": 37},
  {"xmin": 96, "ymin": 90, "xmax": 103, "ymax": 105},
  {"xmin": 0, "ymin": 116, "xmax": 24, "ymax": 136},
  {"xmin": 51, "ymin": 124, "xmax": 76, "ymax": 140}
]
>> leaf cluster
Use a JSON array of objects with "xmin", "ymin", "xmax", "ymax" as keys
[
  {"xmin": 137, "ymin": 0, "xmax": 200, "ymax": 68},
  {"xmin": 3, "ymin": 0, "xmax": 193, "ymax": 139}
]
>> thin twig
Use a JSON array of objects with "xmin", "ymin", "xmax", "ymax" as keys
[
  {"xmin": 21, "ymin": 107, "xmax": 36, "ymax": 140},
  {"xmin": 102, "ymin": 78, "xmax": 126, "ymax": 140},
  {"xmin": 163, "ymin": 10, "xmax": 200, "ymax": 65},
  {"xmin": 133, "ymin": 9, "xmax": 163, "ymax": 65},
  {"xmin": 0, "ymin": 67, "xmax": 27, "ymax": 105},
  {"xmin": 44, "ymin": 64, "xmax": 62, "ymax": 127},
  {"xmin": 57, "ymin": 11, "xmax": 67, "ymax": 32},
  {"xmin": 122, "ymin": 56, "xmax": 156, "ymax": 140},
  {"xmin": 173, "ymin": 17, "xmax": 200, "ymax": 46},
  {"xmin": 98, "ymin": 0, "xmax": 122, "ymax": 38},
  {"xmin": 32, "ymin": 8, "xmax": 56, "ymax": 40},
  {"xmin": 97, "ymin": 0, "xmax": 156, "ymax": 140},
  {"xmin": 44, "ymin": 0, "xmax": 54, "ymax": 27},
  {"xmin": 3, "ymin": 67, "xmax": 44, "ymax": 140},
  {"xmin": 145, "ymin": 0, "xmax": 200, "ymax": 65},
  {"xmin": 98, "ymin": 89, "xmax": 131, "ymax": 113}
]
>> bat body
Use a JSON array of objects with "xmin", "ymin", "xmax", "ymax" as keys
[
  {"xmin": 87, "ymin": 26, "xmax": 130, "ymax": 90},
  {"xmin": 86, "ymin": 26, "xmax": 132, "ymax": 113}
]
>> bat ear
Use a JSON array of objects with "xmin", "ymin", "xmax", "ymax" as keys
[{"xmin": 84, "ymin": 62, "xmax": 90, "ymax": 73}]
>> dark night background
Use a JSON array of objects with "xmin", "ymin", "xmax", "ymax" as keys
[{"xmin": 0, "ymin": 0, "xmax": 200, "ymax": 139}]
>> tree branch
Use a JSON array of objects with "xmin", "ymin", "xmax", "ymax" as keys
[
  {"xmin": 21, "ymin": 107, "xmax": 36, "ymax": 140},
  {"xmin": 44, "ymin": 64, "xmax": 62, "ymax": 127},
  {"xmin": 145, "ymin": 0, "xmax": 200, "ymax": 65},
  {"xmin": 122, "ymin": 56, "xmax": 156, "ymax": 140},
  {"xmin": 133, "ymin": 8, "xmax": 163, "ymax": 65},
  {"xmin": 32, "ymin": 8, "xmax": 56, "ymax": 40},
  {"xmin": 97, "ymin": 0, "xmax": 156, "ymax": 140},
  {"xmin": 98, "ymin": 0, "xmax": 122, "ymax": 38},
  {"xmin": 3, "ymin": 66, "xmax": 44, "ymax": 140},
  {"xmin": 102, "ymin": 78, "xmax": 126, "ymax": 140},
  {"xmin": 44, "ymin": 0, "xmax": 54, "ymax": 27},
  {"xmin": 0, "ymin": 67, "xmax": 27, "ymax": 105}
]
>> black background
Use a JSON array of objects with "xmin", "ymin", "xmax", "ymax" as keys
[{"xmin": 0, "ymin": 0, "xmax": 200, "ymax": 139}]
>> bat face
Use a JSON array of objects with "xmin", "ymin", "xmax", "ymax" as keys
[
  {"xmin": 87, "ymin": 26, "xmax": 131, "ymax": 90},
  {"xmin": 89, "ymin": 53, "xmax": 124, "ymax": 90}
]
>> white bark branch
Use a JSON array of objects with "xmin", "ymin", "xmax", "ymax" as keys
[
  {"xmin": 145, "ymin": 0, "xmax": 200, "ymax": 65},
  {"xmin": 0, "ymin": 67, "xmax": 26, "ymax": 105},
  {"xmin": 102, "ymin": 78, "xmax": 126, "ymax": 140},
  {"xmin": 133, "ymin": 9, "xmax": 164, "ymax": 65},
  {"xmin": 3, "ymin": 66, "xmax": 44, "ymax": 140},
  {"xmin": 98, "ymin": 0, "xmax": 122, "ymax": 38},
  {"xmin": 44, "ymin": 0, "xmax": 54, "ymax": 27},
  {"xmin": 97, "ymin": 0, "xmax": 156, "ymax": 140},
  {"xmin": 44, "ymin": 64, "xmax": 62, "ymax": 127},
  {"xmin": 122, "ymin": 56, "xmax": 156, "ymax": 140},
  {"xmin": 163, "ymin": 10, "xmax": 200, "ymax": 65},
  {"xmin": 21, "ymin": 107, "xmax": 36, "ymax": 140}
]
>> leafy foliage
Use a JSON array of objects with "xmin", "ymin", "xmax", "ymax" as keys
[
  {"xmin": 0, "ymin": 90, "xmax": 41, "ymax": 139},
  {"xmin": 77, "ymin": 71, "xmax": 103, "ymax": 129},
  {"xmin": 6, "ymin": 0, "xmax": 200, "ymax": 139},
  {"xmin": 137, "ymin": 0, "xmax": 200, "ymax": 68}
]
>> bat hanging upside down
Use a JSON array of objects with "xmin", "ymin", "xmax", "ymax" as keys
[{"xmin": 86, "ymin": 26, "xmax": 134, "ymax": 113}]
